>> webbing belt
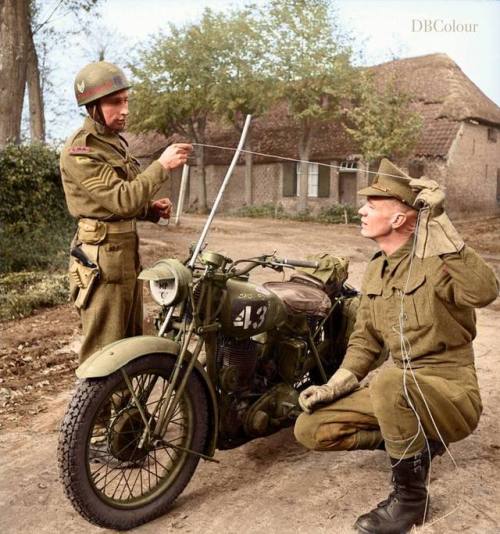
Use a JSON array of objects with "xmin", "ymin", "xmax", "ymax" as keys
[{"xmin": 79, "ymin": 217, "xmax": 137, "ymax": 234}]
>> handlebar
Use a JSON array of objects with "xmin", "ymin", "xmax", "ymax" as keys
[
  {"xmin": 278, "ymin": 258, "xmax": 319, "ymax": 269},
  {"xmin": 228, "ymin": 256, "xmax": 318, "ymax": 277}
]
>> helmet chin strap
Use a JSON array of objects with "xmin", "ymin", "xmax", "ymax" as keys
[{"xmin": 85, "ymin": 102, "xmax": 107, "ymax": 129}]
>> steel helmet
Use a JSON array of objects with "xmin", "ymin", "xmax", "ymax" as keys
[{"xmin": 74, "ymin": 61, "xmax": 131, "ymax": 107}]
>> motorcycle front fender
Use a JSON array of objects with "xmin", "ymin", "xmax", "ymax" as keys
[
  {"xmin": 77, "ymin": 335, "xmax": 181, "ymax": 378},
  {"xmin": 76, "ymin": 335, "xmax": 219, "ymax": 457}
]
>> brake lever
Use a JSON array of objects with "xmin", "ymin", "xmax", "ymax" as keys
[{"xmin": 268, "ymin": 262, "xmax": 284, "ymax": 272}]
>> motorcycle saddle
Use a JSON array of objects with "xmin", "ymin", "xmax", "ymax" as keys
[{"xmin": 263, "ymin": 281, "xmax": 331, "ymax": 317}]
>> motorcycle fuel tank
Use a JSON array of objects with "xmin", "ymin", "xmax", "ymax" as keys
[{"xmin": 219, "ymin": 278, "xmax": 288, "ymax": 338}]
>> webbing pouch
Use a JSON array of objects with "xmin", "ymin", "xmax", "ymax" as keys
[{"xmin": 78, "ymin": 218, "xmax": 107, "ymax": 244}]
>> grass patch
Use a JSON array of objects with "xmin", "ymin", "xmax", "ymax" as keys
[
  {"xmin": 230, "ymin": 203, "xmax": 361, "ymax": 224},
  {"xmin": 0, "ymin": 271, "xmax": 69, "ymax": 321}
]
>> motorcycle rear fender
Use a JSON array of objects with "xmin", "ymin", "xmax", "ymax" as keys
[{"xmin": 76, "ymin": 335, "xmax": 218, "ymax": 457}]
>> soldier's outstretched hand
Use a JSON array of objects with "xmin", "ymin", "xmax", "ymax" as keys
[{"xmin": 158, "ymin": 143, "xmax": 192, "ymax": 170}]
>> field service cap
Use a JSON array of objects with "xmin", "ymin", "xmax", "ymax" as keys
[{"xmin": 358, "ymin": 158, "xmax": 418, "ymax": 206}]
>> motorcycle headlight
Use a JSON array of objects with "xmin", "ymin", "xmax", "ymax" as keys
[{"xmin": 138, "ymin": 259, "xmax": 192, "ymax": 307}]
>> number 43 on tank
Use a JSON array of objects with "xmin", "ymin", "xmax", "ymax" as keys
[{"xmin": 233, "ymin": 304, "xmax": 268, "ymax": 329}]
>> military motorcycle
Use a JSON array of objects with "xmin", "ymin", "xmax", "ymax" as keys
[
  {"xmin": 57, "ymin": 245, "xmax": 359, "ymax": 530},
  {"xmin": 57, "ymin": 116, "xmax": 360, "ymax": 529}
]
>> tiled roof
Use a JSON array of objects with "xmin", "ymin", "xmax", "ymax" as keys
[
  {"xmin": 126, "ymin": 54, "xmax": 499, "ymax": 163},
  {"xmin": 411, "ymin": 103, "xmax": 461, "ymax": 157},
  {"xmin": 372, "ymin": 53, "xmax": 500, "ymax": 126}
]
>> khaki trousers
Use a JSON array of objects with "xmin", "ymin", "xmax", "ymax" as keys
[
  {"xmin": 71, "ymin": 232, "xmax": 143, "ymax": 362},
  {"xmin": 294, "ymin": 364, "xmax": 482, "ymax": 459}
]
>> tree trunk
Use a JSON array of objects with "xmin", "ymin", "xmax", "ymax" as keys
[
  {"xmin": 0, "ymin": 0, "xmax": 29, "ymax": 148},
  {"xmin": 244, "ymin": 140, "xmax": 253, "ymax": 206},
  {"xmin": 195, "ymin": 145, "xmax": 208, "ymax": 214},
  {"xmin": 297, "ymin": 125, "xmax": 313, "ymax": 212},
  {"xmin": 27, "ymin": 28, "xmax": 45, "ymax": 143}
]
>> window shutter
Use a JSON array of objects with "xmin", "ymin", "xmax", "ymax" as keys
[
  {"xmin": 282, "ymin": 162, "xmax": 297, "ymax": 197},
  {"xmin": 318, "ymin": 164, "xmax": 330, "ymax": 197}
]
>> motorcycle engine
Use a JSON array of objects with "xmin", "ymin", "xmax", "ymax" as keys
[
  {"xmin": 217, "ymin": 336, "xmax": 259, "ymax": 392},
  {"xmin": 216, "ymin": 335, "xmax": 262, "ymax": 448}
]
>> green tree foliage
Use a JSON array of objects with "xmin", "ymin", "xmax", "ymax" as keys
[
  {"xmin": 261, "ymin": 0, "xmax": 355, "ymax": 210},
  {"xmin": 129, "ymin": 7, "xmax": 273, "ymax": 212},
  {"xmin": 209, "ymin": 7, "xmax": 271, "ymax": 129},
  {"xmin": 343, "ymin": 72, "xmax": 423, "ymax": 163},
  {"xmin": 129, "ymin": 9, "xmax": 226, "ymax": 212},
  {"xmin": 208, "ymin": 7, "xmax": 273, "ymax": 205},
  {"xmin": 0, "ymin": 144, "xmax": 74, "ymax": 273}
]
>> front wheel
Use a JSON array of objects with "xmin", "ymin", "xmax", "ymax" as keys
[{"xmin": 57, "ymin": 353, "xmax": 209, "ymax": 530}]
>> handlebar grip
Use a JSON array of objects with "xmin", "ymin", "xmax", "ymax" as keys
[{"xmin": 281, "ymin": 258, "xmax": 319, "ymax": 269}]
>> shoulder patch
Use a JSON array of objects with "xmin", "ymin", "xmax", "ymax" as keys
[{"xmin": 69, "ymin": 146, "xmax": 92, "ymax": 154}]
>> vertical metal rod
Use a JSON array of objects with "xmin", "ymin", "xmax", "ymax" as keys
[
  {"xmin": 188, "ymin": 114, "xmax": 252, "ymax": 268},
  {"xmin": 153, "ymin": 322, "xmax": 195, "ymax": 436},
  {"xmin": 158, "ymin": 306, "xmax": 175, "ymax": 337},
  {"xmin": 120, "ymin": 369, "xmax": 151, "ymax": 445},
  {"xmin": 308, "ymin": 330, "xmax": 328, "ymax": 383},
  {"xmin": 156, "ymin": 332, "xmax": 205, "ymax": 438},
  {"xmin": 175, "ymin": 164, "xmax": 189, "ymax": 226}
]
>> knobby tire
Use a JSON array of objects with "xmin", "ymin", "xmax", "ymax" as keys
[{"xmin": 57, "ymin": 353, "xmax": 209, "ymax": 530}]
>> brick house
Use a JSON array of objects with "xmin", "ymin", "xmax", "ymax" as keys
[{"xmin": 126, "ymin": 53, "xmax": 500, "ymax": 216}]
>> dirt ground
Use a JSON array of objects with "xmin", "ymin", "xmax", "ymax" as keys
[{"xmin": 1, "ymin": 214, "xmax": 499, "ymax": 534}]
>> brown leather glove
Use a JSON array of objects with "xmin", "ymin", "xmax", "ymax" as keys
[
  {"xmin": 299, "ymin": 368, "xmax": 358, "ymax": 414},
  {"xmin": 410, "ymin": 178, "xmax": 464, "ymax": 258}
]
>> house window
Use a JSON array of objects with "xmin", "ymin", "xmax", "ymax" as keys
[
  {"xmin": 294, "ymin": 162, "xmax": 330, "ymax": 198},
  {"xmin": 339, "ymin": 160, "xmax": 358, "ymax": 172},
  {"xmin": 318, "ymin": 164, "xmax": 330, "ymax": 197},
  {"xmin": 306, "ymin": 163, "xmax": 319, "ymax": 197},
  {"xmin": 488, "ymin": 128, "xmax": 497, "ymax": 143},
  {"xmin": 282, "ymin": 162, "xmax": 297, "ymax": 197}
]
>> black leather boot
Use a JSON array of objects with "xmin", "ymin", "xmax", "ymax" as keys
[{"xmin": 354, "ymin": 451, "xmax": 430, "ymax": 534}]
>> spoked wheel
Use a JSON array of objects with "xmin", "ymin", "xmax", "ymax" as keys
[{"xmin": 58, "ymin": 354, "xmax": 209, "ymax": 530}]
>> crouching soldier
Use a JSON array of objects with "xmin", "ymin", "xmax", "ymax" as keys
[{"xmin": 294, "ymin": 159, "xmax": 499, "ymax": 533}]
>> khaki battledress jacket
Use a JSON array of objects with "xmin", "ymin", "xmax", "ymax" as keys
[
  {"xmin": 60, "ymin": 117, "xmax": 170, "ymax": 361},
  {"xmin": 294, "ymin": 238, "xmax": 499, "ymax": 458},
  {"xmin": 341, "ymin": 240, "xmax": 499, "ymax": 378}
]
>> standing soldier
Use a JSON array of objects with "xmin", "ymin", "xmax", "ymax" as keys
[
  {"xmin": 294, "ymin": 159, "xmax": 499, "ymax": 533},
  {"xmin": 61, "ymin": 61, "xmax": 192, "ymax": 362}
]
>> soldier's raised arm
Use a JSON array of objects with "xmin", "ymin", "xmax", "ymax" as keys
[
  {"xmin": 61, "ymin": 142, "xmax": 192, "ymax": 219},
  {"xmin": 432, "ymin": 247, "xmax": 499, "ymax": 308}
]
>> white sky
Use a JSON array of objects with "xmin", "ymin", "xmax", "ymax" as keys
[{"xmin": 48, "ymin": 0, "xmax": 500, "ymax": 141}]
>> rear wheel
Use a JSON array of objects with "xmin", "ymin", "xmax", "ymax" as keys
[{"xmin": 58, "ymin": 354, "xmax": 209, "ymax": 530}]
